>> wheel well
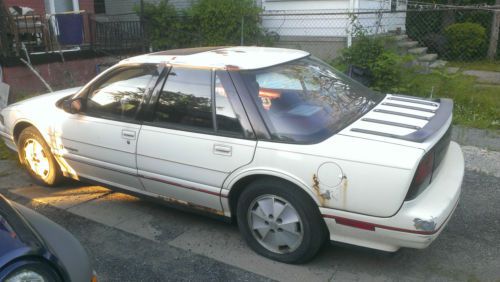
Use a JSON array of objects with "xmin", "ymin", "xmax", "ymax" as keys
[
  {"xmin": 2, "ymin": 255, "xmax": 65, "ymax": 281},
  {"xmin": 228, "ymin": 175, "xmax": 320, "ymax": 222},
  {"xmin": 228, "ymin": 175, "xmax": 261, "ymax": 220},
  {"xmin": 13, "ymin": 121, "xmax": 34, "ymax": 144}
]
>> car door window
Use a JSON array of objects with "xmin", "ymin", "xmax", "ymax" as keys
[
  {"xmin": 215, "ymin": 74, "xmax": 244, "ymax": 136},
  {"xmin": 85, "ymin": 65, "xmax": 158, "ymax": 121},
  {"xmin": 154, "ymin": 67, "xmax": 213, "ymax": 131}
]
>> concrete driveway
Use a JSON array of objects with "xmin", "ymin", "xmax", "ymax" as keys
[{"xmin": 0, "ymin": 146, "xmax": 499, "ymax": 282}]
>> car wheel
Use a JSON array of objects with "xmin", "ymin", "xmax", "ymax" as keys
[
  {"xmin": 236, "ymin": 178, "xmax": 327, "ymax": 263},
  {"xmin": 17, "ymin": 126, "xmax": 63, "ymax": 186},
  {"xmin": 4, "ymin": 261, "xmax": 62, "ymax": 282}
]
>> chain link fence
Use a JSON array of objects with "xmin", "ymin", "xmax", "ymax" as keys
[
  {"xmin": 262, "ymin": 6, "xmax": 500, "ymax": 62},
  {"xmin": 2, "ymin": 5, "xmax": 498, "ymax": 64}
]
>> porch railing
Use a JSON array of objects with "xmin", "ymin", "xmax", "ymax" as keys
[
  {"xmin": 0, "ymin": 12, "xmax": 146, "ymax": 58},
  {"xmin": 91, "ymin": 19, "xmax": 146, "ymax": 51}
]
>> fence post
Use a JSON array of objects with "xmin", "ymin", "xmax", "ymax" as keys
[
  {"xmin": 487, "ymin": 10, "xmax": 500, "ymax": 60},
  {"xmin": 140, "ymin": 0, "xmax": 146, "ymax": 52},
  {"xmin": 88, "ymin": 13, "xmax": 94, "ymax": 50},
  {"xmin": 241, "ymin": 16, "xmax": 244, "ymax": 46}
]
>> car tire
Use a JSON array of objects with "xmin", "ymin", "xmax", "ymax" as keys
[
  {"xmin": 4, "ymin": 261, "xmax": 62, "ymax": 282},
  {"xmin": 236, "ymin": 178, "xmax": 327, "ymax": 264},
  {"xmin": 17, "ymin": 126, "xmax": 63, "ymax": 186}
]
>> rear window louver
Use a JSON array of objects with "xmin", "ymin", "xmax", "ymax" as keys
[{"xmin": 350, "ymin": 96, "xmax": 453, "ymax": 143}]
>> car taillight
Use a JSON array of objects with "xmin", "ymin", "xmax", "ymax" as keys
[{"xmin": 405, "ymin": 151, "xmax": 434, "ymax": 201}]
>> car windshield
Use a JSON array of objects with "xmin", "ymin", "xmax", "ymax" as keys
[{"xmin": 240, "ymin": 57, "xmax": 384, "ymax": 143}]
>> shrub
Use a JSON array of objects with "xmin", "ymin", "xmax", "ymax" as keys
[
  {"xmin": 139, "ymin": 1, "xmax": 197, "ymax": 50},
  {"xmin": 444, "ymin": 22, "xmax": 487, "ymax": 60},
  {"xmin": 371, "ymin": 52, "xmax": 403, "ymax": 92},
  {"xmin": 339, "ymin": 35, "xmax": 385, "ymax": 69},
  {"xmin": 337, "ymin": 20, "xmax": 406, "ymax": 92},
  {"xmin": 422, "ymin": 33, "xmax": 448, "ymax": 56},
  {"xmin": 188, "ymin": 0, "xmax": 267, "ymax": 46},
  {"xmin": 139, "ymin": 0, "xmax": 275, "ymax": 50}
]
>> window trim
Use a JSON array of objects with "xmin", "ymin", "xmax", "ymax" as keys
[
  {"xmin": 215, "ymin": 71, "xmax": 255, "ymax": 139},
  {"xmin": 76, "ymin": 63, "xmax": 162, "ymax": 124},
  {"xmin": 211, "ymin": 70, "xmax": 218, "ymax": 132}
]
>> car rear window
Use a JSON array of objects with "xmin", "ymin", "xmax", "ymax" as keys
[{"xmin": 240, "ymin": 57, "xmax": 383, "ymax": 143}]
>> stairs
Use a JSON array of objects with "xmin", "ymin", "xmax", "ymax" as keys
[{"xmin": 392, "ymin": 33, "xmax": 447, "ymax": 71}]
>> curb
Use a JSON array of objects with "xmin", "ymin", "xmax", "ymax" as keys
[{"xmin": 452, "ymin": 125, "xmax": 500, "ymax": 152}]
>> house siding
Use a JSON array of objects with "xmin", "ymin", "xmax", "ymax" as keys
[
  {"xmin": 80, "ymin": 0, "xmax": 95, "ymax": 13},
  {"xmin": 104, "ymin": 0, "xmax": 195, "ymax": 16},
  {"xmin": 260, "ymin": 0, "xmax": 407, "ymax": 60},
  {"xmin": 261, "ymin": 0, "xmax": 407, "ymax": 37},
  {"xmin": 4, "ymin": 0, "xmax": 94, "ymax": 15},
  {"xmin": 54, "ymin": 0, "xmax": 73, "ymax": 13},
  {"xmin": 262, "ymin": 0, "xmax": 350, "ymax": 11}
]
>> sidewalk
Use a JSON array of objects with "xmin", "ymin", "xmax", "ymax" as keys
[
  {"xmin": 452, "ymin": 125, "xmax": 500, "ymax": 151},
  {"xmin": 463, "ymin": 70, "xmax": 500, "ymax": 85}
]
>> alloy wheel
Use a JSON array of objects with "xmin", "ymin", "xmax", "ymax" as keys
[{"xmin": 247, "ymin": 194, "xmax": 304, "ymax": 254}]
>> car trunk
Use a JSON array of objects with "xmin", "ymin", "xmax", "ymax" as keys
[
  {"xmin": 341, "ymin": 94, "xmax": 453, "ymax": 148},
  {"xmin": 340, "ymin": 94, "xmax": 454, "ymax": 200}
]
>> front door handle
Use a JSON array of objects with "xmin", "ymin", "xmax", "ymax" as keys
[
  {"xmin": 213, "ymin": 144, "xmax": 232, "ymax": 156},
  {"xmin": 122, "ymin": 130, "xmax": 136, "ymax": 140}
]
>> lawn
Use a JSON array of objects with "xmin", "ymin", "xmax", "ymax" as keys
[
  {"xmin": 0, "ymin": 140, "xmax": 15, "ymax": 160},
  {"xmin": 398, "ymin": 69, "xmax": 499, "ymax": 130},
  {"xmin": 332, "ymin": 61, "xmax": 500, "ymax": 130}
]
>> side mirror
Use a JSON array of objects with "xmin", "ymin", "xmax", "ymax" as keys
[{"xmin": 62, "ymin": 98, "xmax": 82, "ymax": 114}]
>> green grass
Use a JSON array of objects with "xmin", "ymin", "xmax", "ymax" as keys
[
  {"xmin": 447, "ymin": 60, "xmax": 500, "ymax": 72},
  {"xmin": 330, "ymin": 62, "xmax": 500, "ymax": 130},
  {"xmin": 0, "ymin": 140, "xmax": 15, "ymax": 160},
  {"xmin": 398, "ymin": 69, "xmax": 500, "ymax": 129}
]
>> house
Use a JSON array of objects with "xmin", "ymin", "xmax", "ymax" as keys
[
  {"xmin": 260, "ymin": 0, "xmax": 408, "ymax": 59},
  {"xmin": 0, "ymin": 0, "xmax": 138, "ymax": 100},
  {"xmin": 96, "ymin": 0, "xmax": 192, "ymax": 16},
  {"xmin": 91, "ymin": 0, "xmax": 407, "ymax": 59},
  {"xmin": 4, "ymin": 0, "xmax": 95, "ymax": 14},
  {"xmin": 2, "ymin": 0, "xmax": 96, "ymax": 55}
]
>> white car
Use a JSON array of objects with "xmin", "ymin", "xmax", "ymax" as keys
[{"xmin": 0, "ymin": 47, "xmax": 464, "ymax": 263}]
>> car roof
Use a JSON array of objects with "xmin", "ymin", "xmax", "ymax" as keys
[{"xmin": 121, "ymin": 46, "xmax": 310, "ymax": 70}]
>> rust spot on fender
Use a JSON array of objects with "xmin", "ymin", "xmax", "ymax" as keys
[
  {"xmin": 312, "ymin": 174, "xmax": 324, "ymax": 206},
  {"xmin": 341, "ymin": 176, "xmax": 348, "ymax": 208},
  {"xmin": 313, "ymin": 174, "xmax": 330, "ymax": 206}
]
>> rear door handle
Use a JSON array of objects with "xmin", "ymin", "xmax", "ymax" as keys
[
  {"xmin": 122, "ymin": 130, "xmax": 136, "ymax": 140},
  {"xmin": 213, "ymin": 144, "xmax": 232, "ymax": 156}
]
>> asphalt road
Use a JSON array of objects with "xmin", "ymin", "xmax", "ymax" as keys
[{"xmin": 0, "ymin": 146, "xmax": 499, "ymax": 282}]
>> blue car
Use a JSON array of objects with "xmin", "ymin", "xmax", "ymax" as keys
[{"xmin": 0, "ymin": 194, "xmax": 96, "ymax": 282}]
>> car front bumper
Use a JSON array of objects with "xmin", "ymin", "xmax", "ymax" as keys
[{"xmin": 321, "ymin": 141, "xmax": 464, "ymax": 252}]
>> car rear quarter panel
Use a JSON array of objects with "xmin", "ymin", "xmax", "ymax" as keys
[{"xmin": 225, "ymin": 135, "xmax": 424, "ymax": 217}]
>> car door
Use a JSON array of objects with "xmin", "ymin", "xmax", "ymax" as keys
[
  {"xmin": 57, "ymin": 64, "xmax": 161, "ymax": 191},
  {"xmin": 137, "ymin": 67, "xmax": 257, "ymax": 211}
]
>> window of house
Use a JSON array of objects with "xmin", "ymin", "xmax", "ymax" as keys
[{"xmin": 94, "ymin": 0, "xmax": 106, "ymax": 14}]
